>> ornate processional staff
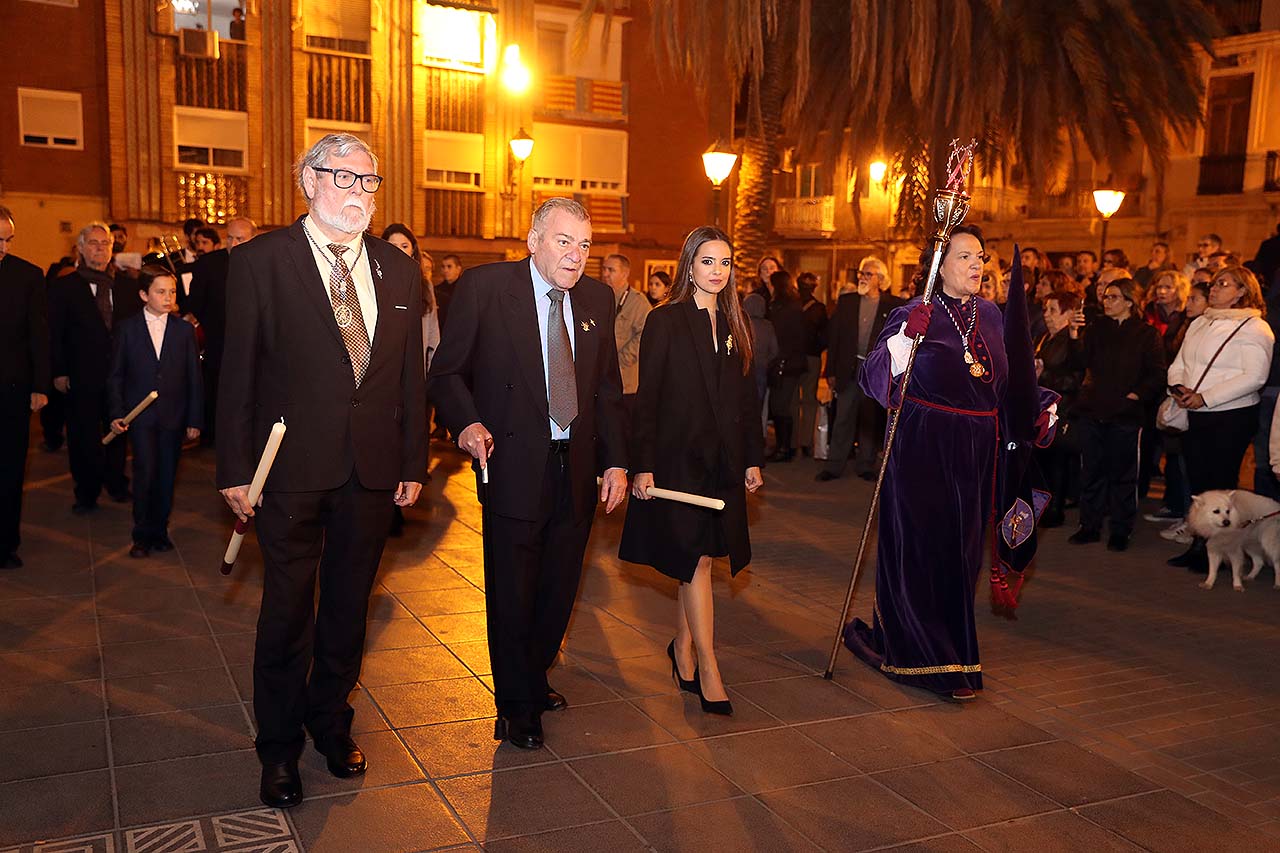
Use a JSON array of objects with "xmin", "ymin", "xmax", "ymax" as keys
[{"xmin": 823, "ymin": 138, "xmax": 978, "ymax": 679}]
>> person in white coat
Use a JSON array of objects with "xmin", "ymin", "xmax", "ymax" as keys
[{"xmin": 1167, "ymin": 266, "xmax": 1273, "ymax": 570}]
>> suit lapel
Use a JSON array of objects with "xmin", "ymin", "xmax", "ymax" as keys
[
  {"xmin": 286, "ymin": 217, "xmax": 346, "ymax": 350},
  {"xmin": 363, "ymin": 238, "xmax": 389, "ymax": 365},
  {"xmin": 571, "ymin": 287, "xmax": 598, "ymax": 414},
  {"xmin": 502, "ymin": 262, "xmax": 549, "ymax": 418},
  {"xmin": 681, "ymin": 303, "xmax": 725, "ymax": 432}
]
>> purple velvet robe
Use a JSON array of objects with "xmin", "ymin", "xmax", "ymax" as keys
[{"xmin": 844, "ymin": 293, "xmax": 1007, "ymax": 694}]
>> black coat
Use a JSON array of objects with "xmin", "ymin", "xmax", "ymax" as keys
[
  {"xmin": 769, "ymin": 295, "xmax": 807, "ymax": 374},
  {"xmin": 825, "ymin": 291, "xmax": 905, "ymax": 393},
  {"xmin": 1069, "ymin": 316, "xmax": 1166, "ymax": 426},
  {"xmin": 427, "ymin": 260, "xmax": 628, "ymax": 523},
  {"xmin": 0, "ymin": 253, "xmax": 50, "ymax": 391},
  {"xmin": 800, "ymin": 297, "xmax": 829, "ymax": 357},
  {"xmin": 108, "ymin": 312, "xmax": 203, "ymax": 431},
  {"xmin": 48, "ymin": 269, "xmax": 141, "ymax": 392},
  {"xmin": 185, "ymin": 248, "xmax": 230, "ymax": 363},
  {"xmin": 1035, "ymin": 327, "xmax": 1083, "ymax": 416},
  {"xmin": 619, "ymin": 303, "xmax": 764, "ymax": 580},
  {"xmin": 216, "ymin": 217, "xmax": 427, "ymax": 492}
]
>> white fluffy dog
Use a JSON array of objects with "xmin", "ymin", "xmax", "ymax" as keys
[{"xmin": 1185, "ymin": 490, "xmax": 1280, "ymax": 591}]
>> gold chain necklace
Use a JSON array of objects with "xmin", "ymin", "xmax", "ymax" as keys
[{"xmin": 938, "ymin": 296, "xmax": 985, "ymax": 377}]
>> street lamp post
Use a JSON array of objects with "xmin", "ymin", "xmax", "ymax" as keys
[
  {"xmin": 504, "ymin": 128, "xmax": 534, "ymax": 237},
  {"xmin": 1092, "ymin": 189, "xmax": 1125, "ymax": 261},
  {"xmin": 702, "ymin": 139, "xmax": 738, "ymax": 229}
]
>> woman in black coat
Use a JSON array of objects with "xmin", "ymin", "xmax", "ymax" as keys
[{"xmin": 620, "ymin": 226, "xmax": 764, "ymax": 716}]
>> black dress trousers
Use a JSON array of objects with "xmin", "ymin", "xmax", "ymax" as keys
[
  {"xmin": 66, "ymin": 383, "xmax": 127, "ymax": 505},
  {"xmin": 0, "ymin": 386, "xmax": 32, "ymax": 556},
  {"xmin": 483, "ymin": 445, "xmax": 592, "ymax": 717},
  {"xmin": 252, "ymin": 474, "xmax": 394, "ymax": 763},
  {"xmin": 128, "ymin": 426, "xmax": 183, "ymax": 543}
]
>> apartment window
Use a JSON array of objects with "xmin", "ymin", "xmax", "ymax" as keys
[
  {"xmin": 174, "ymin": 107, "xmax": 248, "ymax": 171},
  {"xmin": 536, "ymin": 22, "xmax": 566, "ymax": 77},
  {"xmin": 305, "ymin": 0, "xmax": 370, "ymax": 54},
  {"xmin": 795, "ymin": 164, "xmax": 831, "ymax": 198},
  {"xmin": 424, "ymin": 130, "xmax": 484, "ymax": 189},
  {"xmin": 416, "ymin": 3, "xmax": 494, "ymax": 72},
  {"xmin": 530, "ymin": 123, "xmax": 627, "ymax": 194},
  {"xmin": 17, "ymin": 88, "xmax": 83, "ymax": 149}
]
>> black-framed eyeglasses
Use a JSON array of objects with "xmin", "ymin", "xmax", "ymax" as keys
[{"xmin": 313, "ymin": 166, "xmax": 383, "ymax": 193}]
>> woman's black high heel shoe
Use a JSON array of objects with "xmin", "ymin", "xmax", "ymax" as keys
[
  {"xmin": 697, "ymin": 682, "xmax": 733, "ymax": 716},
  {"xmin": 667, "ymin": 641, "xmax": 700, "ymax": 695}
]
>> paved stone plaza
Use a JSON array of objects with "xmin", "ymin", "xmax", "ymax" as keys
[{"xmin": 2, "ymin": 433, "xmax": 1279, "ymax": 852}]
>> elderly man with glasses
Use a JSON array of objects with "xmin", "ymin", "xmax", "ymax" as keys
[
  {"xmin": 216, "ymin": 134, "xmax": 427, "ymax": 809},
  {"xmin": 816, "ymin": 257, "xmax": 904, "ymax": 481}
]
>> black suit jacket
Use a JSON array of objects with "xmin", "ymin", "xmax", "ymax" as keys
[
  {"xmin": 216, "ymin": 217, "xmax": 427, "ymax": 492},
  {"xmin": 108, "ymin": 312, "xmax": 203, "ymax": 431},
  {"xmin": 825, "ymin": 291, "xmax": 905, "ymax": 392},
  {"xmin": 48, "ymin": 269, "xmax": 141, "ymax": 392},
  {"xmin": 621, "ymin": 303, "xmax": 763, "ymax": 576},
  {"xmin": 427, "ymin": 259, "xmax": 627, "ymax": 523},
  {"xmin": 186, "ymin": 248, "xmax": 230, "ymax": 362},
  {"xmin": 0, "ymin": 253, "xmax": 51, "ymax": 391}
]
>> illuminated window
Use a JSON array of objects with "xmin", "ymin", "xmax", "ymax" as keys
[
  {"xmin": 17, "ymin": 88, "xmax": 83, "ymax": 149},
  {"xmin": 530, "ymin": 123, "xmax": 627, "ymax": 195},
  {"xmin": 424, "ymin": 130, "xmax": 484, "ymax": 190},
  {"xmin": 174, "ymin": 107, "xmax": 248, "ymax": 172},
  {"xmin": 416, "ymin": 3, "xmax": 495, "ymax": 73},
  {"xmin": 305, "ymin": 0, "xmax": 371, "ymax": 54}
]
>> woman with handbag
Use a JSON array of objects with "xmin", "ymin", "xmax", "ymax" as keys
[
  {"xmin": 1066, "ymin": 278, "xmax": 1167, "ymax": 552},
  {"xmin": 1165, "ymin": 266, "xmax": 1274, "ymax": 570}
]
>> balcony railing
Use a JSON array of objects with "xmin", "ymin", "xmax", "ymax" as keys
[
  {"xmin": 774, "ymin": 196, "xmax": 835, "ymax": 237},
  {"xmin": 423, "ymin": 68, "xmax": 484, "ymax": 134},
  {"xmin": 1198, "ymin": 154, "xmax": 1246, "ymax": 195},
  {"xmin": 307, "ymin": 49, "xmax": 371, "ymax": 124},
  {"xmin": 531, "ymin": 191, "xmax": 628, "ymax": 232},
  {"xmin": 538, "ymin": 76, "xmax": 627, "ymax": 121},
  {"xmin": 423, "ymin": 189, "xmax": 483, "ymax": 238},
  {"xmin": 176, "ymin": 40, "xmax": 247, "ymax": 111},
  {"xmin": 1265, "ymin": 151, "xmax": 1280, "ymax": 193}
]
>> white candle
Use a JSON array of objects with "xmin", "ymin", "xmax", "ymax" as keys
[
  {"xmin": 221, "ymin": 421, "xmax": 287, "ymax": 573},
  {"xmin": 101, "ymin": 390, "xmax": 159, "ymax": 445}
]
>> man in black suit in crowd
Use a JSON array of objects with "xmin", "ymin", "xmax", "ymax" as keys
[
  {"xmin": 0, "ymin": 206, "xmax": 50, "ymax": 568},
  {"xmin": 435, "ymin": 252, "xmax": 463, "ymax": 332},
  {"xmin": 186, "ymin": 217, "xmax": 257, "ymax": 445},
  {"xmin": 816, "ymin": 256, "xmax": 904, "ymax": 481},
  {"xmin": 429, "ymin": 197, "xmax": 628, "ymax": 750},
  {"xmin": 217, "ymin": 135, "xmax": 426, "ymax": 809},
  {"xmin": 49, "ymin": 222, "xmax": 140, "ymax": 512}
]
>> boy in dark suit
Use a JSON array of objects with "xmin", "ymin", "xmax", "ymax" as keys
[{"xmin": 109, "ymin": 266, "xmax": 203, "ymax": 557}]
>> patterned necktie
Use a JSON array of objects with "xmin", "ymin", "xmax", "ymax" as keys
[
  {"xmin": 327, "ymin": 244, "xmax": 371, "ymax": 385},
  {"xmin": 546, "ymin": 288, "xmax": 578, "ymax": 430}
]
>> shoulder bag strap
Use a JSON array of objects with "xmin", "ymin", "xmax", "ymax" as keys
[{"xmin": 1189, "ymin": 319, "xmax": 1251, "ymax": 393}]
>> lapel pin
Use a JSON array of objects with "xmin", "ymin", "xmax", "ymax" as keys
[
  {"xmin": 726, "ymin": 334, "xmax": 734, "ymax": 355},
  {"xmin": 374, "ymin": 258, "xmax": 383, "ymax": 279},
  {"xmin": 581, "ymin": 320, "xmax": 592, "ymax": 331}
]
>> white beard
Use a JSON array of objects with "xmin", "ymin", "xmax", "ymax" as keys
[{"xmin": 314, "ymin": 197, "xmax": 375, "ymax": 236}]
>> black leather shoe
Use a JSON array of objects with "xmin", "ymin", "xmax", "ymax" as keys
[
  {"xmin": 1106, "ymin": 533, "xmax": 1129, "ymax": 552},
  {"xmin": 857, "ymin": 470, "xmax": 877, "ymax": 481},
  {"xmin": 1067, "ymin": 527, "xmax": 1100, "ymax": 545},
  {"xmin": 129, "ymin": 543, "xmax": 149, "ymax": 559},
  {"xmin": 259, "ymin": 760, "xmax": 302, "ymax": 808},
  {"xmin": 71, "ymin": 501, "xmax": 97, "ymax": 515},
  {"xmin": 1169, "ymin": 538, "xmax": 1208, "ymax": 570},
  {"xmin": 151, "ymin": 536, "xmax": 174, "ymax": 553},
  {"xmin": 315, "ymin": 735, "xmax": 366, "ymax": 778},
  {"xmin": 667, "ymin": 640, "xmax": 700, "ymax": 695},
  {"xmin": 814, "ymin": 470, "xmax": 839, "ymax": 482},
  {"xmin": 494, "ymin": 713, "xmax": 543, "ymax": 750},
  {"xmin": 544, "ymin": 689, "xmax": 567, "ymax": 711}
]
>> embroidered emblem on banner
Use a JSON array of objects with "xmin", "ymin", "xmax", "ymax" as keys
[{"xmin": 1001, "ymin": 498, "xmax": 1035, "ymax": 549}]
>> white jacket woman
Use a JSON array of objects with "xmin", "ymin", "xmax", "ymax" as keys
[{"xmin": 1168, "ymin": 307, "xmax": 1273, "ymax": 412}]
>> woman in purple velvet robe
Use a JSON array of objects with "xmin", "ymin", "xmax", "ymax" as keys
[{"xmin": 843, "ymin": 225, "xmax": 1012, "ymax": 700}]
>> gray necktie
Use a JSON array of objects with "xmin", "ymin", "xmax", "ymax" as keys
[{"xmin": 546, "ymin": 288, "xmax": 578, "ymax": 430}]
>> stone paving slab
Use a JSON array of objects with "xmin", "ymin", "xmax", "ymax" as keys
[{"xmin": 4, "ymin": 429, "xmax": 1280, "ymax": 851}]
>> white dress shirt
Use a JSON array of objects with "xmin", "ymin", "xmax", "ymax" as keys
[
  {"xmin": 302, "ymin": 215, "xmax": 378, "ymax": 341},
  {"xmin": 530, "ymin": 259, "xmax": 576, "ymax": 440},
  {"xmin": 143, "ymin": 308, "xmax": 168, "ymax": 359}
]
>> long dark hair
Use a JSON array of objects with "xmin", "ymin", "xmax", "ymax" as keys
[
  {"xmin": 913, "ymin": 223, "xmax": 987, "ymax": 295},
  {"xmin": 670, "ymin": 226, "xmax": 754, "ymax": 374},
  {"xmin": 380, "ymin": 223, "xmax": 436, "ymax": 314}
]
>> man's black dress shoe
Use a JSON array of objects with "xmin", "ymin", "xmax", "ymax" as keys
[
  {"xmin": 315, "ymin": 735, "xmax": 367, "ymax": 778},
  {"xmin": 814, "ymin": 470, "xmax": 839, "ymax": 482},
  {"xmin": 71, "ymin": 501, "xmax": 97, "ymax": 515},
  {"xmin": 1, "ymin": 554, "xmax": 22, "ymax": 570},
  {"xmin": 129, "ymin": 543, "xmax": 149, "ymax": 559},
  {"xmin": 259, "ymin": 760, "xmax": 302, "ymax": 808},
  {"xmin": 1067, "ymin": 527, "xmax": 1100, "ymax": 545},
  {"xmin": 1106, "ymin": 533, "xmax": 1129, "ymax": 552},
  {"xmin": 544, "ymin": 689, "xmax": 567, "ymax": 711},
  {"xmin": 151, "ymin": 536, "xmax": 174, "ymax": 553},
  {"xmin": 494, "ymin": 713, "xmax": 544, "ymax": 750}
]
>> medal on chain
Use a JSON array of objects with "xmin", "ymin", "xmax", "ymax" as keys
[{"xmin": 938, "ymin": 296, "xmax": 985, "ymax": 377}]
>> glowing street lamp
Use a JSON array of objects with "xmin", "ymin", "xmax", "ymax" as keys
[
  {"xmin": 702, "ymin": 139, "xmax": 738, "ymax": 228},
  {"xmin": 868, "ymin": 160, "xmax": 888, "ymax": 184},
  {"xmin": 1092, "ymin": 189, "xmax": 1125, "ymax": 259},
  {"xmin": 509, "ymin": 128, "xmax": 534, "ymax": 163},
  {"xmin": 500, "ymin": 44, "xmax": 531, "ymax": 95}
]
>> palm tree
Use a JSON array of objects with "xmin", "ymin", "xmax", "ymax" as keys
[{"xmin": 581, "ymin": 0, "xmax": 1218, "ymax": 264}]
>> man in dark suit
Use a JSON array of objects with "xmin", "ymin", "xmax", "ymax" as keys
[
  {"xmin": 49, "ymin": 222, "xmax": 140, "ymax": 512},
  {"xmin": 217, "ymin": 135, "xmax": 426, "ymax": 809},
  {"xmin": 0, "ymin": 206, "xmax": 50, "ymax": 568},
  {"xmin": 186, "ymin": 217, "xmax": 257, "ymax": 446},
  {"xmin": 816, "ymin": 257, "xmax": 904, "ymax": 481},
  {"xmin": 109, "ymin": 267, "xmax": 203, "ymax": 556},
  {"xmin": 429, "ymin": 197, "xmax": 628, "ymax": 751}
]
